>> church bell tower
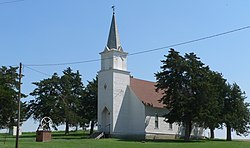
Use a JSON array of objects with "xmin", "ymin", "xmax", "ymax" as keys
[{"xmin": 97, "ymin": 8, "xmax": 130, "ymax": 136}]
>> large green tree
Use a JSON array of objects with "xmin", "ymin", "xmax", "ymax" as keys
[
  {"xmin": 223, "ymin": 83, "xmax": 250, "ymax": 141},
  {"xmin": 60, "ymin": 68, "xmax": 84, "ymax": 134},
  {"xmin": 155, "ymin": 49, "xmax": 212, "ymax": 141},
  {"xmin": 29, "ymin": 68, "xmax": 84, "ymax": 134},
  {"xmin": 0, "ymin": 66, "xmax": 28, "ymax": 129},
  {"xmin": 78, "ymin": 77, "xmax": 97, "ymax": 134},
  {"xmin": 28, "ymin": 73, "xmax": 62, "ymax": 129},
  {"xmin": 197, "ymin": 71, "xmax": 228, "ymax": 139}
]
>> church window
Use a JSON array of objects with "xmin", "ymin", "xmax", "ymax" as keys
[
  {"xmin": 169, "ymin": 123, "xmax": 173, "ymax": 130},
  {"xmin": 155, "ymin": 113, "xmax": 159, "ymax": 129},
  {"xmin": 104, "ymin": 84, "xmax": 107, "ymax": 90}
]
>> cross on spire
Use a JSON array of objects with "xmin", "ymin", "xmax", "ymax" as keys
[{"xmin": 112, "ymin": 5, "xmax": 115, "ymax": 14}]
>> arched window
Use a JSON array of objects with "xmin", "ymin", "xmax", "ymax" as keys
[
  {"xmin": 169, "ymin": 123, "xmax": 173, "ymax": 130},
  {"xmin": 155, "ymin": 113, "xmax": 159, "ymax": 129}
]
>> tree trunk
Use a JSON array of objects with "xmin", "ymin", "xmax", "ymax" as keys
[
  {"xmin": 226, "ymin": 124, "xmax": 232, "ymax": 141},
  {"xmin": 75, "ymin": 124, "xmax": 78, "ymax": 131},
  {"xmin": 90, "ymin": 120, "xmax": 95, "ymax": 135},
  {"xmin": 65, "ymin": 120, "xmax": 69, "ymax": 135},
  {"xmin": 210, "ymin": 128, "xmax": 215, "ymax": 139},
  {"xmin": 189, "ymin": 122, "xmax": 192, "ymax": 137},
  {"xmin": 184, "ymin": 120, "xmax": 192, "ymax": 141}
]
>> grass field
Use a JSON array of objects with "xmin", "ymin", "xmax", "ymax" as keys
[{"xmin": 0, "ymin": 131, "xmax": 249, "ymax": 148}]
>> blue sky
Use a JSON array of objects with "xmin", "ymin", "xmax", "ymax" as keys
[{"xmin": 1, "ymin": 0, "xmax": 250, "ymax": 139}]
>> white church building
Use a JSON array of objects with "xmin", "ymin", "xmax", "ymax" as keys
[{"xmin": 97, "ymin": 11, "xmax": 204, "ymax": 139}]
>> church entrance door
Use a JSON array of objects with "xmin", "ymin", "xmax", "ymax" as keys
[{"xmin": 101, "ymin": 107, "xmax": 110, "ymax": 134}]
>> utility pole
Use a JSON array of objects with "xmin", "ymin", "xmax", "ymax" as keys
[{"xmin": 15, "ymin": 62, "xmax": 22, "ymax": 148}]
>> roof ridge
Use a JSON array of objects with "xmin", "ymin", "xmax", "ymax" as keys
[{"xmin": 131, "ymin": 77, "xmax": 157, "ymax": 84}]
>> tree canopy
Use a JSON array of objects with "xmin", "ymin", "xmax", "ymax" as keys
[
  {"xmin": 28, "ymin": 67, "xmax": 85, "ymax": 134},
  {"xmin": 155, "ymin": 49, "xmax": 211, "ymax": 141},
  {"xmin": 78, "ymin": 77, "xmax": 98, "ymax": 134},
  {"xmin": 155, "ymin": 49, "xmax": 250, "ymax": 141},
  {"xmin": 223, "ymin": 83, "xmax": 250, "ymax": 141},
  {"xmin": 0, "ymin": 66, "xmax": 28, "ymax": 129}
]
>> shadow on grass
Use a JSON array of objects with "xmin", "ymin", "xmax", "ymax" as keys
[
  {"xmin": 0, "ymin": 131, "xmax": 90, "ymax": 140},
  {"xmin": 117, "ymin": 138, "xmax": 205, "ymax": 143},
  {"xmin": 0, "ymin": 135, "xmax": 13, "ymax": 143},
  {"xmin": 116, "ymin": 138, "xmax": 237, "ymax": 143},
  {"xmin": 51, "ymin": 132, "xmax": 90, "ymax": 140},
  {"xmin": 117, "ymin": 138, "xmax": 245, "ymax": 143}
]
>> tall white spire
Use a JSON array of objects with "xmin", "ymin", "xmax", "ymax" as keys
[{"xmin": 106, "ymin": 6, "xmax": 123, "ymax": 52}]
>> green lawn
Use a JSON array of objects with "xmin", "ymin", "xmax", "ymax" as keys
[{"xmin": 0, "ymin": 131, "xmax": 249, "ymax": 148}]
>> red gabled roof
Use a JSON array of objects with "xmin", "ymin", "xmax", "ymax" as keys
[{"xmin": 130, "ymin": 77, "xmax": 164, "ymax": 108}]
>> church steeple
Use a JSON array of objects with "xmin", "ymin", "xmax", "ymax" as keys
[
  {"xmin": 98, "ymin": 8, "xmax": 130, "ymax": 137},
  {"xmin": 100, "ymin": 7, "xmax": 128, "ymax": 71},
  {"xmin": 105, "ymin": 6, "xmax": 123, "ymax": 52}
]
